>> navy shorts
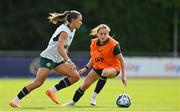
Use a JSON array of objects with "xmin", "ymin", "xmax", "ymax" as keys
[{"xmin": 92, "ymin": 67, "xmax": 120, "ymax": 77}]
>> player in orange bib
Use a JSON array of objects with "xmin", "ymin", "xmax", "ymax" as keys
[{"xmin": 64, "ymin": 24, "xmax": 127, "ymax": 106}]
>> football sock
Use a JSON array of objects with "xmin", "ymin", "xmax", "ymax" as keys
[
  {"xmin": 73, "ymin": 87, "xmax": 84, "ymax": 102},
  {"xmin": 94, "ymin": 76, "xmax": 107, "ymax": 94},
  {"xmin": 14, "ymin": 96, "xmax": 20, "ymax": 102},
  {"xmin": 17, "ymin": 87, "xmax": 29, "ymax": 100},
  {"xmin": 50, "ymin": 87, "xmax": 58, "ymax": 93},
  {"xmin": 92, "ymin": 92, "xmax": 98, "ymax": 99},
  {"xmin": 55, "ymin": 77, "xmax": 71, "ymax": 91}
]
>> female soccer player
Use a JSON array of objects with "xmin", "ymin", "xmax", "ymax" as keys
[
  {"xmin": 64, "ymin": 24, "xmax": 127, "ymax": 106},
  {"xmin": 10, "ymin": 10, "xmax": 82, "ymax": 108}
]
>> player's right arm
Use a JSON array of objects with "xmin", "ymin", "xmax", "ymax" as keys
[
  {"xmin": 57, "ymin": 31, "xmax": 76, "ymax": 69},
  {"xmin": 85, "ymin": 58, "xmax": 93, "ymax": 68},
  {"xmin": 78, "ymin": 58, "xmax": 93, "ymax": 75}
]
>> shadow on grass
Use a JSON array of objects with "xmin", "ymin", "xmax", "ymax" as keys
[
  {"xmin": 21, "ymin": 107, "xmax": 46, "ymax": 110},
  {"xmin": 21, "ymin": 105, "xmax": 112, "ymax": 110},
  {"xmin": 22, "ymin": 106, "xmax": 59, "ymax": 110},
  {"xmin": 62, "ymin": 105, "xmax": 109, "ymax": 108}
]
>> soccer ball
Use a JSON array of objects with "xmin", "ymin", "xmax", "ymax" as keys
[{"xmin": 116, "ymin": 93, "xmax": 131, "ymax": 108}]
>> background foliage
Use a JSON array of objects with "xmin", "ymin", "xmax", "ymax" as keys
[{"xmin": 0, "ymin": 0, "xmax": 180, "ymax": 54}]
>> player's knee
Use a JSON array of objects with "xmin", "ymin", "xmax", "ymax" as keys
[
  {"xmin": 101, "ymin": 72, "xmax": 109, "ymax": 77},
  {"xmin": 73, "ymin": 73, "xmax": 80, "ymax": 82}
]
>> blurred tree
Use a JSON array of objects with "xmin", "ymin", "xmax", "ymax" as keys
[{"xmin": 0, "ymin": 0, "xmax": 179, "ymax": 55}]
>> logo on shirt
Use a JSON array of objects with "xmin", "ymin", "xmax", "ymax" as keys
[
  {"xmin": 95, "ymin": 57, "xmax": 104, "ymax": 62},
  {"xmin": 46, "ymin": 63, "xmax": 51, "ymax": 67},
  {"xmin": 64, "ymin": 45, "xmax": 70, "ymax": 49}
]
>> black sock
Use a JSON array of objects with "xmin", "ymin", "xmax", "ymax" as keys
[
  {"xmin": 55, "ymin": 77, "xmax": 71, "ymax": 91},
  {"xmin": 17, "ymin": 87, "xmax": 29, "ymax": 100},
  {"xmin": 73, "ymin": 87, "xmax": 84, "ymax": 102},
  {"xmin": 94, "ymin": 76, "xmax": 107, "ymax": 94}
]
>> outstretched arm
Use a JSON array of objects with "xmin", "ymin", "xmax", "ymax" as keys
[{"xmin": 117, "ymin": 53, "xmax": 127, "ymax": 87}]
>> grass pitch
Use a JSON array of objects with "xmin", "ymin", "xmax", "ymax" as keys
[{"xmin": 0, "ymin": 78, "xmax": 180, "ymax": 112}]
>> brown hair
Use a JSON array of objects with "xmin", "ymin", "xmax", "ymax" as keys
[
  {"xmin": 48, "ymin": 10, "xmax": 81, "ymax": 24},
  {"xmin": 90, "ymin": 24, "xmax": 111, "ymax": 36}
]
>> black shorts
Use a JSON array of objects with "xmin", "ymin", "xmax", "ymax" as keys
[
  {"xmin": 93, "ymin": 67, "xmax": 120, "ymax": 77},
  {"xmin": 39, "ymin": 57, "xmax": 65, "ymax": 70}
]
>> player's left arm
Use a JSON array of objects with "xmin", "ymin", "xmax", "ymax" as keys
[
  {"xmin": 117, "ymin": 53, "xmax": 127, "ymax": 87},
  {"xmin": 117, "ymin": 54, "xmax": 125, "ymax": 76},
  {"xmin": 114, "ymin": 44, "xmax": 127, "ymax": 86}
]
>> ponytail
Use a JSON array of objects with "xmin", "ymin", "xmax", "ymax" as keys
[
  {"xmin": 48, "ymin": 11, "xmax": 70, "ymax": 24},
  {"xmin": 48, "ymin": 10, "xmax": 81, "ymax": 25}
]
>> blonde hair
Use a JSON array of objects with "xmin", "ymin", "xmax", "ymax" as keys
[
  {"xmin": 48, "ymin": 10, "xmax": 81, "ymax": 24},
  {"xmin": 90, "ymin": 24, "xmax": 111, "ymax": 36}
]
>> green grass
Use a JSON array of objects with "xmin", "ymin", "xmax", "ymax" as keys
[{"xmin": 0, "ymin": 78, "xmax": 180, "ymax": 112}]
